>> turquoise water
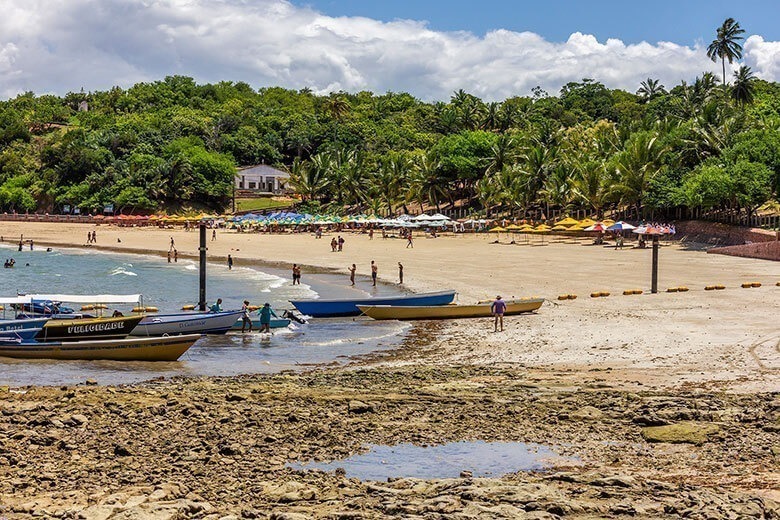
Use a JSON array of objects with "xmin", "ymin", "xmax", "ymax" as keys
[
  {"xmin": 0, "ymin": 244, "xmax": 409, "ymax": 386},
  {"xmin": 289, "ymin": 441, "xmax": 569, "ymax": 481}
]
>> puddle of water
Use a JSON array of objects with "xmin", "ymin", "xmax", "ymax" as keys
[{"xmin": 288, "ymin": 441, "xmax": 571, "ymax": 481}]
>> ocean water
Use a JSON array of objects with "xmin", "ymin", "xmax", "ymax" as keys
[{"xmin": 0, "ymin": 244, "xmax": 410, "ymax": 386}]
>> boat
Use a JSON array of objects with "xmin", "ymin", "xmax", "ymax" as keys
[
  {"xmin": 36, "ymin": 315, "xmax": 144, "ymax": 341},
  {"xmin": 290, "ymin": 290, "xmax": 457, "ymax": 318},
  {"xmin": 0, "ymin": 334, "xmax": 201, "ymax": 361},
  {"xmin": 130, "ymin": 310, "xmax": 244, "ymax": 336},
  {"xmin": 0, "ymin": 327, "xmax": 44, "ymax": 342},
  {"xmin": 357, "ymin": 297, "xmax": 545, "ymax": 320},
  {"xmin": 0, "ymin": 317, "xmax": 50, "ymax": 333},
  {"xmin": 230, "ymin": 316, "xmax": 291, "ymax": 331}
]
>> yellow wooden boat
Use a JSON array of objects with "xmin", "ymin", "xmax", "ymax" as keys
[
  {"xmin": 0, "ymin": 334, "xmax": 201, "ymax": 361},
  {"xmin": 357, "ymin": 298, "xmax": 544, "ymax": 320}
]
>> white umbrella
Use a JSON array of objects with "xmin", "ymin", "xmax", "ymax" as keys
[
  {"xmin": 430, "ymin": 213, "xmax": 451, "ymax": 221},
  {"xmin": 412, "ymin": 214, "xmax": 436, "ymax": 222}
]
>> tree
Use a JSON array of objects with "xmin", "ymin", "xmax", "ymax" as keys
[
  {"xmin": 706, "ymin": 18, "xmax": 745, "ymax": 85},
  {"xmin": 637, "ymin": 78, "xmax": 666, "ymax": 101},
  {"xmin": 731, "ymin": 66, "xmax": 756, "ymax": 105},
  {"xmin": 610, "ymin": 132, "xmax": 668, "ymax": 217}
]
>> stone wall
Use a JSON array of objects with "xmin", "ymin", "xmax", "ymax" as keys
[
  {"xmin": 707, "ymin": 241, "xmax": 780, "ymax": 262},
  {"xmin": 676, "ymin": 220, "xmax": 778, "ymax": 247}
]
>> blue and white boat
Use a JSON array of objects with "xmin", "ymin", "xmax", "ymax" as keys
[
  {"xmin": 0, "ymin": 296, "xmax": 50, "ymax": 332},
  {"xmin": 130, "ymin": 310, "xmax": 244, "ymax": 336},
  {"xmin": 0, "ymin": 317, "xmax": 50, "ymax": 333},
  {"xmin": 290, "ymin": 290, "xmax": 457, "ymax": 318},
  {"xmin": 0, "ymin": 327, "xmax": 44, "ymax": 343}
]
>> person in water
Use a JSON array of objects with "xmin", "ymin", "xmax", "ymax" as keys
[
  {"xmin": 259, "ymin": 303, "xmax": 277, "ymax": 333},
  {"xmin": 241, "ymin": 300, "xmax": 253, "ymax": 333},
  {"xmin": 227, "ymin": 254, "xmax": 233, "ymax": 270},
  {"xmin": 209, "ymin": 298, "xmax": 223, "ymax": 313},
  {"xmin": 490, "ymin": 295, "xmax": 507, "ymax": 332}
]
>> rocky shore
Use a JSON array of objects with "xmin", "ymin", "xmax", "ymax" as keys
[{"xmin": 1, "ymin": 365, "xmax": 778, "ymax": 519}]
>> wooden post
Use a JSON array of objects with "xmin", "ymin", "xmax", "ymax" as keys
[
  {"xmin": 651, "ymin": 235, "xmax": 659, "ymax": 294},
  {"xmin": 198, "ymin": 224, "xmax": 207, "ymax": 311}
]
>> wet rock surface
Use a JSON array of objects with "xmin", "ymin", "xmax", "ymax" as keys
[{"xmin": 0, "ymin": 365, "xmax": 778, "ymax": 518}]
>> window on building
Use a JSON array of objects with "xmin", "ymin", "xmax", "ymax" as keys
[{"xmin": 248, "ymin": 182, "xmax": 256, "ymax": 189}]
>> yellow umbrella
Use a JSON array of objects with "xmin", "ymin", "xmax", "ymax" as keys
[
  {"xmin": 505, "ymin": 224, "xmax": 524, "ymax": 231},
  {"xmin": 602, "ymin": 219, "xmax": 615, "ymax": 226},
  {"xmin": 489, "ymin": 226, "xmax": 507, "ymax": 232},
  {"xmin": 554, "ymin": 217, "xmax": 578, "ymax": 227},
  {"xmin": 551, "ymin": 224, "xmax": 569, "ymax": 231},
  {"xmin": 578, "ymin": 218, "xmax": 596, "ymax": 227},
  {"xmin": 517, "ymin": 224, "xmax": 534, "ymax": 231}
]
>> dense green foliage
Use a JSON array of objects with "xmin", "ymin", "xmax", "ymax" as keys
[{"xmin": 0, "ymin": 69, "xmax": 778, "ymax": 217}]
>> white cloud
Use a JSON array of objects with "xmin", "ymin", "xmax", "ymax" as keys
[{"xmin": 0, "ymin": 0, "xmax": 777, "ymax": 101}]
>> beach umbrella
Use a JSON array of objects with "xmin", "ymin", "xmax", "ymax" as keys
[
  {"xmin": 554, "ymin": 216, "xmax": 578, "ymax": 227},
  {"xmin": 533, "ymin": 224, "xmax": 551, "ymax": 232},
  {"xmin": 584, "ymin": 223, "xmax": 607, "ymax": 232},
  {"xmin": 505, "ymin": 224, "xmax": 524, "ymax": 231},
  {"xmin": 489, "ymin": 226, "xmax": 506, "ymax": 232},
  {"xmin": 607, "ymin": 221, "xmax": 636, "ymax": 231},
  {"xmin": 602, "ymin": 219, "xmax": 615, "ymax": 227},
  {"xmin": 578, "ymin": 218, "xmax": 596, "ymax": 227},
  {"xmin": 550, "ymin": 224, "xmax": 569, "ymax": 231}
]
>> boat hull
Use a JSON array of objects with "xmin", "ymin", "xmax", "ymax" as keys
[
  {"xmin": 0, "ymin": 334, "xmax": 201, "ymax": 361},
  {"xmin": 290, "ymin": 290, "xmax": 457, "ymax": 318},
  {"xmin": 0, "ymin": 318, "xmax": 50, "ymax": 332},
  {"xmin": 130, "ymin": 311, "xmax": 243, "ymax": 336},
  {"xmin": 358, "ymin": 298, "xmax": 544, "ymax": 320},
  {"xmin": 36, "ymin": 316, "xmax": 143, "ymax": 342},
  {"xmin": 230, "ymin": 317, "xmax": 291, "ymax": 331}
]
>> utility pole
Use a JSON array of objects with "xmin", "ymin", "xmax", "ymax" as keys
[
  {"xmin": 198, "ymin": 224, "xmax": 207, "ymax": 311},
  {"xmin": 651, "ymin": 235, "xmax": 659, "ymax": 294}
]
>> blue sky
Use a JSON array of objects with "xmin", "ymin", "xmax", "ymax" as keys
[{"xmin": 302, "ymin": 0, "xmax": 780, "ymax": 45}]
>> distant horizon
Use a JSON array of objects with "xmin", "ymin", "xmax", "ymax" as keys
[{"xmin": 1, "ymin": 0, "xmax": 778, "ymax": 102}]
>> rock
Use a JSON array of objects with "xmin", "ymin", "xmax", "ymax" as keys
[
  {"xmin": 113, "ymin": 443, "xmax": 132, "ymax": 457},
  {"xmin": 270, "ymin": 513, "xmax": 312, "ymax": 520},
  {"xmin": 641, "ymin": 421, "xmax": 720, "ymax": 445},
  {"xmin": 591, "ymin": 475, "xmax": 637, "ymax": 488},
  {"xmin": 68, "ymin": 414, "xmax": 88, "ymax": 426},
  {"xmin": 460, "ymin": 470, "xmax": 473, "ymax": 478},
  {"xmin": 570, "ymin": 406, "xmax": 604, "ymax": 421},
  {"xmin": 348, "ymin": 400, "xmax": 373, "ymax": 414},
  {"xmin": 85, "ymin": 379, "xmax": 98, "ymax": 386},
  {"xmin": 225, "ymin": 393, "xmax": 247, "ymax": 402}
]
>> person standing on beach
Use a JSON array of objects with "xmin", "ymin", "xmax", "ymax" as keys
[
  {"xmin": 371, "ymin": 260, "xmax": 378, "ymax": 287},
  {"xmin": 338, "ymin": 235, "xmax": 344, "ymax": 252},
  {"xmin": 369, "ymin": 228, "xmax": 374, "ymax": 240},
  {"xmin": 292, "ymin": 264, "xmax": 301, "ymax": 285},
  {"xmin": 212, "ymin": 229, "xmax": 216, "ymax": 241},
  {"xmin": 169, "ymin": 237, "xmax": 175, "ymax": 250},
  {"xmin": 330, "ymin": 237, "xmax": 337, "ymax": 252},
  {"xmin": 87, "ymin": 232, "xmax": 91, "ymax": 244},
  {"xmin": 241, "ymin": 300, "xmax": 253, "ymax": 333},
  {"xmin": 30, "ymin": 240, "xmax": 33, "ymax": 251},
  {"xmin": 167, "ymin": 250, "xmax": 171, "ymax": 263},
  {"xmin": 349, "ymin": 264, "xmax": 356, "ymax": 286},
  {"xmin": 406, "ymin": 233, "xmax": 413, "ymax": 248},
  {"xmin": 92, "ymin": 231, "xmax": 97, "ymax": 243},
  {"xmin": 398, "ymin": 262, "xmax": 404, "ymax": 284},
  {"xmin": 174, "ymin": 249, "xmax": 178, "ymax": 262},
  {"xmin": 227, "ymin": 254, "xmax": 233, "ymax": 270},
  {"xmin": 490, "ymin": 295, "xmax": 506, "ymax": 332}
]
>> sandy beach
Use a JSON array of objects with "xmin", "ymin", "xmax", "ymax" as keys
[
  {"xmin": 1, "ymin": 221, "xmax": 779, "ymax": 518},
  {"xmin": 1, "ymin": 221, "xmax": 778, "ymax": 392}
]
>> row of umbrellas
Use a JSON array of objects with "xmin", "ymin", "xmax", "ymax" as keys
[{"xmin": 488, "ymin": 218, "xmax": 674, "ymax": 235}]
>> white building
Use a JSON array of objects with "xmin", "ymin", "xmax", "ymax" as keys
[{"xmin": 235, "ymin": 165, "xmax": 290, "ymax": 194}]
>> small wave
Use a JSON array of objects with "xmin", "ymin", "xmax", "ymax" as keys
[
  {"xmin": 184, "ymin": 264, "xmax": 197, "ymax": 271},
  {"xmin": 109, "ymin": 267, "xmax": 138, "ymax": 277}
]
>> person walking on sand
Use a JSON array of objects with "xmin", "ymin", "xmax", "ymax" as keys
[
  {"xmin": 169, "ymin": 237, "xmax": 175, "ymax": 250},
  {"xmin": 87, "ymin": 232, "xmax": 91, "ymax": 244},
  {"xmin": 371, "ymin": 260, "xmax": 378, "ymax": 287},
  {"xmin": 398, "ymin": 262, "xmax": 404, "ymax": 284},
  {"xmin": 349, "ymin": 264, "xmax": 356, "ymax": 286},
  {"xmin": 227, "ymin": 254, "xmax": 233, "ymax": 270},
  {"xmin": 212, "ymin": 229, "xmax": 216, "ymax": 241},
  {"xmin": 491, "ymin": 295, "xmax": 506, "ymax": 332},
  {"xmin": 92, "ymin": 231, "xmax": 96, "ymax": 243},
  {"xmin": 406, "ymin": 233, "xmax": 413, "ymax": 248},
  {"xmin": 241, "ymin": 300, "xmax": 253, "ymax": 333}
]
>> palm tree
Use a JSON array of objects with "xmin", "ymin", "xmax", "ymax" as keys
[
  {"xmin": 637, "ymin": 78, "xmax": 666, "ymax": 101},
  {"xmin": 706, "ymin": 18, "xmax": 745, "ymax": 85},
  {"xmin": 731, "ymin": 65, "xmax": 756, "ymax": 105},
  {"xmin": 325, "ymin": 94, "xmax": 350, "ymax": 121},
  {"xmin": 289, "ymin": 155, "xmax": 330, "ymax": 202},
  {"xmin": 610, "ymin": 132, "xmax": 667, "ymax": 218},
  {"xmin": 408, "ymin": 153, "xmax": 447, "ymax": 212}
]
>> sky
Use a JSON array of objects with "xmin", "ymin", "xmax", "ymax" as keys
[{"xmin": 1, "ymin": 0, "xmax": 779, "ymax": 102}]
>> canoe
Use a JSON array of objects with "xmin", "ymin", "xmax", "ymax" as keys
[
  {"xmin": 357, "ymin": 298, "xmax": 545, "ymax": 320},
  {"xmin": 0, "ymin": 334, "xmax": 201, "ymax": 361},
  {"xmin": 36, "ymin": 315, "xmax": 144, "ymax": 342},
  {"xmin": 230, "ymin": 316, "xmax": 291, "ymax": 331},
  {"xmin": 130, "ymin": 311, "xmax": 243, "ymax": 336},
  {"xmin": 290, "ymin": 290, "xmax": 457, "ymax": 318},
  {"xmin": 0, "ymin": 317, "xmax": 50, "ymax": 332}
]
